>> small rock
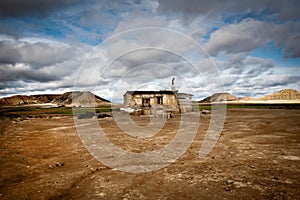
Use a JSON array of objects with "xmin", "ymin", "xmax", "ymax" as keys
[
  {"xmin": 91, "ymin": 167, "xmax": 98, "ymax": 173},
  {"xmin": 226, "ymin": 179, "xmax": 234, "ymax": 185},
  {"xmin": 224, "ymin": 187, "xmax": 231, "ymax": 191},
  {"xmin": 99, "ymin": 192, "xmax": 106, "ymax": 197},
  {"xmin": 284, "ymin": 179, "xmax": 292, "ymax": 184},
  {"xmin": 123, "ymin": 193, "xmax": 130, "ymax": 200},
  {"xmin": 201, "ymin": 110, "xmax": 211, "ymax": 114},
  {"xmin": 55, "ymin": 162, "xmax": 64, "ymax": 167}
]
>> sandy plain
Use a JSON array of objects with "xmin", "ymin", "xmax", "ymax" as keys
[{"xmin": 0, "ymin": 108, "xmax": 299, "ymax": 199}]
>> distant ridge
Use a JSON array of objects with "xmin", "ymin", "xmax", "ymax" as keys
[
  {"xmin": 258, "ymin": 89, "xmax": 300, "ymax": 100},
  {"xmin": 199, "ymin": 89, "xmax": 300, "ymax": 103},
  {"xmin": 1, "ymin": 89, "xmax": 299, "ymax": 107},
  {"xmin": 0, "ymin": 91, "xmax": 111, "ymax": 107},
  {"xmin": 199, "ymin": 93, "xmax": 237, "ymax": 103}
]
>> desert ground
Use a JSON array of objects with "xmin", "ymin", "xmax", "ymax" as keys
[{"xmin": 0, "ymin": 108, "xmax": 300, "ymax": 199}]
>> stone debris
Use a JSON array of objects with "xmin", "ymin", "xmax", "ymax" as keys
[
  {"xmin": 48, "ymin": 162, "xmax": 64, "ymax": 169},
  {"xmin": 226, "ymin": 179, "xmax": 234, "ymax": 185}
]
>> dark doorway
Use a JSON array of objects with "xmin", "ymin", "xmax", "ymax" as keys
[
  {"xmin": 157, "ymin": 97, "xmax": 163, "ymax": 105},
  {"xmin": 142, "ymin": 98, "xmax": 150, "ymax": 107}
]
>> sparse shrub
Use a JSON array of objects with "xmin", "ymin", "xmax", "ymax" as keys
[
  {"xmin": 97, "ymin": 113, "xmax": 111, "ymax": 118},
  {"xmin": 78, "ymin": 111, "xmax": 95, "ymax": 119},
  {"xmin": 6, "ymin": 114, "xmax": 21, "ymax": 119}
]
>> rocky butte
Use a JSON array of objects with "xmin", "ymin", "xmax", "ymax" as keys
[{"xmin": 0, "ymin": 91, "xmax": 111, "ymax": 107}]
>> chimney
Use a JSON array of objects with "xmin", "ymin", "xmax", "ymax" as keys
[{"xmin": 171, "ymin": 77, "xmax": 177, "ymax": 92}]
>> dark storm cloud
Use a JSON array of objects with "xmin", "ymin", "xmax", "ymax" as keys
[
  {"xmin": 0, "ymin": 23, "xmax": 20, "ymax": 38},
  {"xmin": 157, "ymin": 0, "xmax": 300, "ymax": 58},
  {"xmin": 205, "ymin": 19, "xmax": 300, "ymax": 58},
  {"xmin": 0, "ymin": 41, "xmax": 21, "ymax": 64},
  {"xmin": 283, "ymin": 34, "xmax": 300, "ymax": 58},
  {"xmin": 227, "ymin": 55, "xmax": 274, "ymax": 77},
  {"xmin": 0, "ymin": 0, "xmax": 299, "ymax": 98},
  {"xmin": 0, "ymin": 39, "xmax": 86, "ymax": 67},
  {"xmin": 0, "ymin": 0, "xmax": 80, "ymax": 17},
  {"xmin": 0, "ymin": 63, "xmax": 61, "ymax": 82},
  {"xmin": 0, "ymin": 36, "xmax": 92, "ymax": 88},
  {"xmin": 259, "ymin": 76, "xmax": 300, "ymax": 87},
  {"xmin": 156, "ymin": 0, "xmax": 224, "ymax": 23},
  {"xmin": 156, "ymin": 0, "xmax": 300, "ymax": 22}
]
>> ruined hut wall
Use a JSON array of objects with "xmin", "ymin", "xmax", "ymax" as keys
[
  {"xmin": 129, "ymin": 93, "xmax": 178, "ymax": 107},
  {"xmin": 162, "ymin": 94, "xmax": 177, "ymax": 107}
]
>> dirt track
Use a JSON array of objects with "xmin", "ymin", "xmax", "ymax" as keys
[{"xmin": 0, "ymin": 109, "xmax": 300, "ymax": 199}]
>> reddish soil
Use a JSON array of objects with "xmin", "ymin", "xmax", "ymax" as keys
[{"xmin": 0, "ymin": 109, "xmax": 299, "ymax": 199}]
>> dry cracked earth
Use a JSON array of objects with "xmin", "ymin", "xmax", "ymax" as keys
[{"xmin": 0, "ymin": 109, "xmax": 300, "ymax": 199}]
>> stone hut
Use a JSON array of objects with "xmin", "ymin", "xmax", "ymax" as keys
[
  {"xmin": 123, "ymin": 78, "xmax": 193, "ymax": 115},
  {"xmin": 123, "ymin": 90, "xmax": 178, "ymax": 115},
  {"xmin": 123, "ymin": 90, "xmax": 193, "ymax": 115}
]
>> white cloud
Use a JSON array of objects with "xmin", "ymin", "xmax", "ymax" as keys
[
  {"xmin": 205, "ymin": 19, "xmax": 300, "ymax": 58},
  {"xmin": 0, "ymin": 36, "xmax": 94, "ymax": 94},
  {"xmin": 0, "ymin": 0, "xmax": 299, "ymax": 100}
]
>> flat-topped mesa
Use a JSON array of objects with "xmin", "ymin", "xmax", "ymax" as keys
[
  {"xmin": 199, "ymin": 93, "xmax": 237, "ymax": 103},
  {"xmin": 0, "ymin": 91, "xmax": 111, "ymax": 107},
  {"xmin": 68, "ymin": 91, "xmax": 110, "ymax": 107},
  {"xmin": 0, "ymin": 94, "xmax": 60, "ymax": 105},
  {"xmin": 259, "ymin": 89, "xmax": 300, "ymax": 100}
]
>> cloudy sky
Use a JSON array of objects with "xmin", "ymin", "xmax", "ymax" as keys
[{"xmin": 0, "ymin": 0, "xmax": 299, "ymax": 101}]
